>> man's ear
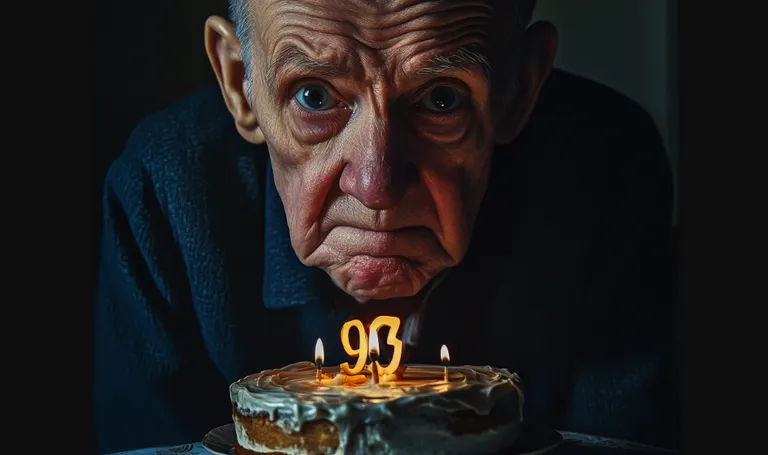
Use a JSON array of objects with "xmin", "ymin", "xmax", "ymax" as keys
[
  {"xmin": 204, "ymin": 16, "xmax": 265, "ymax": 144},
  {"xmin": 495, "ymin": 21, "xmax": 558, "ymax": 145}
]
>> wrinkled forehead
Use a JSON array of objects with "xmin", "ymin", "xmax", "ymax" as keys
[{"xmin": 250, "ymin": 0, "xmax": 524, "ymax": 88}]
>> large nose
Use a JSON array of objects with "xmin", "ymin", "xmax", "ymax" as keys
[{"xmin": 339, "ymin": 115, "xmax": 414, "ymax": 210}]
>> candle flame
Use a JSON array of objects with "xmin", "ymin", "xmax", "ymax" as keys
[
  {"xmin": 440, "ymin": 344, "xmax": 450, "ymax": 363},
  {"xmin": 315, "ymin": 338, "xmax": 324, "ymax": 364},
  {"xmin": 369, "ymin": 325, "xmax": 380, "ymax": 356}
]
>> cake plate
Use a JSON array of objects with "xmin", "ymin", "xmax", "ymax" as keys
[{"xmin": 202, "ymin": 422, "xmax": 563, "ymax": 455}]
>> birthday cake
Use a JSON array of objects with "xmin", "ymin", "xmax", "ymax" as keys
[{"xmin": 229, "ymin": 361, "xmax": 524, "ymax": 455}]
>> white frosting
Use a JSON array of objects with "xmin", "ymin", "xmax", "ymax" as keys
[{"xmin": 230, "ymin": 362, "xmax": 523, "ymax": 455}]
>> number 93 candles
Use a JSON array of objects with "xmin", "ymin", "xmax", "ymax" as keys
[{"xmin": 228, "ymin": 315, "xmax": 525, "ymax": 455}]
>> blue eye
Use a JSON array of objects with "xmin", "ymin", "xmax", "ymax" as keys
[
  {"xmin": 421, "ymin": 86, "xmax": 463, "ymax": 112},
  {"xmin": 295, "ymin": 84, "xmax": 337, "ymax": 111}
]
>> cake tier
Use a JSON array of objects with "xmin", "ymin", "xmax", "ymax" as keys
[{"xmin": 230, "ymin": 361, "xmax": 523, "ymax": 455}]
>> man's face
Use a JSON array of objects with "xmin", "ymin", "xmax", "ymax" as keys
[{"xmin": 241, "ymin": 0, "xmax": 513, "ymax": 301}]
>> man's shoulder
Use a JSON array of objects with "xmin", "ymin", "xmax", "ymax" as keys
[
  {"xmin": 105, "ymin": 86, "xmax": 267, "ymax": 198},
  {"xmin": 117, "ymin": 85, "xmax": 256, "ymax": 164},
  {"xmin": 516, "ymin": 69, "xmax": 670, "ymax": 185},
  {"xmin": 533, "ymin": 69, "xmax": 661, "ymax": 139}
]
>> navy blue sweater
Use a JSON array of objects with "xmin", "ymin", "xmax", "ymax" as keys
[{"xmin": 94, "ymin": 70, "xmax": 678, "ymax": 454}]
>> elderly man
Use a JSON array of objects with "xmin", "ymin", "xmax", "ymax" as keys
[{"xmin": 94, "ymin": 0, "xmax": 677, "ymax": 453}]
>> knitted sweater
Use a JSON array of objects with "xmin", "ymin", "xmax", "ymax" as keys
[{"xmin": 94, "ymin": 70, "xmax": 678, "ymax": 454}]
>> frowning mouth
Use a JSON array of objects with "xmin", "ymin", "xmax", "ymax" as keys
[
  {"xmin": 312, "ymin": 225, "xmax": 450, "ymax": 300},
  {"xmin": 344, "ymin": 255, "xmax": 423, "ymax": 297}
]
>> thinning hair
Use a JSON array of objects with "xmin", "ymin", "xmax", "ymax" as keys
[
  {"xmin": 416, "ymin": 45, "xmax": 492, "ymax": 78},
  {"xmin": 229, "ymin": 0, "xmax": 537, "ymax": 97}
]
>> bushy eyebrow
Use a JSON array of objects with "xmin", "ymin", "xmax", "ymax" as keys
[
  {"xmin": 265, "ymin": 44, "xmax": 491, "ymax": 94},
  {"xmin": 266, "ymin": 45, "xmax": 349, "ymax": 94},
  {"xmin": 415, "ymin": 45, "xmax": 492, "ymax": 79}
]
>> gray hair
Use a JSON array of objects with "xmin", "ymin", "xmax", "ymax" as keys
[
  {"xmin": 229, "ymin": 0, "xmax": 256, "ymax": 98},
  {"xmin": 228, "ymin": 0, "xmax": 537, "ymax": 98}
]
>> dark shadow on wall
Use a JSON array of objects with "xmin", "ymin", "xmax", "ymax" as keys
[{"xmin": 667, "ymin": 0, "xmax": 679, "ymax": 224}]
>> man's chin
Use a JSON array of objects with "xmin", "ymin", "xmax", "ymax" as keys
[{"xmin": 334, "ymin": 255, "xmax": 428, "ymax": 301}]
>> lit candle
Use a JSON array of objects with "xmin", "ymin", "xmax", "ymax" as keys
[
  {"xmin": 369, "ymin": 326, "xmax": 381, "ymax": 384},
  {"xmin": 440, "ymin": 344, "xmax": 450, "ymax": 382},
  {"xmin": 315, "ymin": 338, "xmax": 324, "ymax": 381}
]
